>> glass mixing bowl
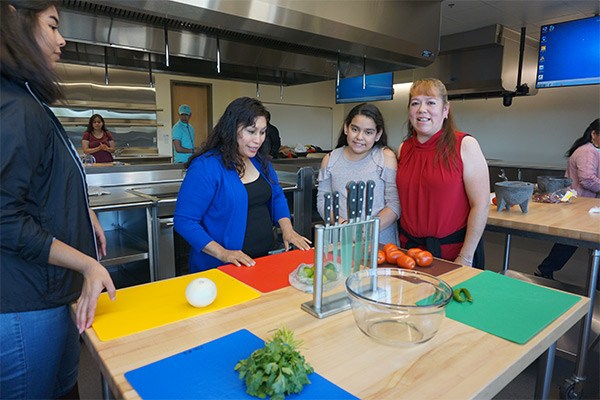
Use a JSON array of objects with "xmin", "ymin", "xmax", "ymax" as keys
[{"xmin": 345, "ymin": 268, "xmax": 453, "ymax": 346}]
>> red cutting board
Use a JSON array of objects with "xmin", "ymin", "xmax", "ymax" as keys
[{"xmin": 218, "ymin": 249, "xmax": 314, "ymax": 293}]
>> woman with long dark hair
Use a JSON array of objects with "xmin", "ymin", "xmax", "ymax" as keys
[
  {"xmin": 82, "ymin": 113, "xmax": 116, "ymax": 163},
  {"xmin": 0, "ymin": 1, "xmax": 116, "ymax": 398},
  {"xmin": 395, "ymin": 78, "xmax": 490, "ymax": 268},
  {"xmin": 175, "ymin": 97, "xmax": 310, "ymax": 272},
  {"xmin": 316, "ymin": 103, "xmax": 400, "ymax": 244},
  {"xmin": 536, "ymin": 118, "xmax": 600, "ymax": 279}
]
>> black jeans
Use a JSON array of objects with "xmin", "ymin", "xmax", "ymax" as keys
[{"xmin": 538, "ymin": 243, "xmax": 578, "ymax": 276}]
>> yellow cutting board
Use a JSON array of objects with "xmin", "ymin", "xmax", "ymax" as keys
[{"xmin": 92, "ymin": 269, "xmax": 261, "ymax": 341}]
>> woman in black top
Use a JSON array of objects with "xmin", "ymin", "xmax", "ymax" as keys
[{"xmin": 0, "ymin": 1, "xmax": 115, "ymax": 398}]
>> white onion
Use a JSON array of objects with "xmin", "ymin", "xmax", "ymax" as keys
[{"xmin": 185, "ymin": 277, "xmax": 217, "ymax": 307}]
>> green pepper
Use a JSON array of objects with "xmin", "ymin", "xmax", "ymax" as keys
[{"xmin": 453, "ymin": 288, "xmax": 473, "ymax": 303}]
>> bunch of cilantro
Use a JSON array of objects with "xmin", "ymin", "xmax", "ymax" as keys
[{"xmin": 234, "ymin": 327, "xmax": 314, "ymax": 400}]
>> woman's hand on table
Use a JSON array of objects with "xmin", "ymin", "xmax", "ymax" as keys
[
  {"xmin": 220, "ymin": 249, "xmax": 256, "ymax": 267},
  {"xmin": 279, "ymin": 218, "xmax": 311, "ymax": 251},
  {"xmin": 282, "ymin": 230, "xmax": 311, "ymax": 251},
  {"xmin": 77, "ymin": 260, "xmax": 116, "ymax": 333},
  {"xmin": 454, "ymin": 254, "xmax": 473, "ymax": 266},
  {"xmin": 203, "ymin": 241, "xmax": 255, "ymax": 267}
]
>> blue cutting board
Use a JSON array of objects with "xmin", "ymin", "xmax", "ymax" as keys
[
  {"xmin": 125, "ymin": 329, "xmax": 358, "ymax": 399},
  {"xmin": 446, "ymin": 271, "xmax": 581, "ymax": 344}
]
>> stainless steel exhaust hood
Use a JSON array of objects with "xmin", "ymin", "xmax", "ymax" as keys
[
  {"xmin": 58, "ymin": 0, "xmax": 441, "ymax": 85},
  {"xmin": 413, "ymin": 25, "xmax": 539, "ymax": 101}
]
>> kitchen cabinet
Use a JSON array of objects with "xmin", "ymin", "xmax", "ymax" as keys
[{"xmin": 90, "ymin": 189, "xmax": 155, "ymax": 289}]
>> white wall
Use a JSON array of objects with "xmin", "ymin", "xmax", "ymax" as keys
[
  {"xmin": 371, "ymin": 84, "xmax": 600, "ymax": 167},
  {"xmin": 155, "ymin": 72, "xmax": 599, "ymax": 166},
  {"xmin": 154, "ymin": 73, "xmax": 345, "ymax": 156}
]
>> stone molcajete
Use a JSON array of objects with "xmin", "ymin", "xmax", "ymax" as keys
[
  {"xmin": 537, "ymin": 176, "xmax": 572, "ymax": 193},
  {"xmin": 494, "ymin": 181, "xmax": 535, "ymax": 213}
]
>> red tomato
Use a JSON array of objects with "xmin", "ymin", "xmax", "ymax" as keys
[
  {"xmin": 406, "ymin": 248, "xmax": 423, "ymax": 259},
  {"xmin": 492, "ymin": 196, "xmax": 498, "ymax": 205},
  {"xmin": 415, "ymin": 250, "xmax": 433, "ymax": 267},
  {"xmin": 396, "ymin": 254, "xmax": 416, "ymax": 269},
  {"xmin": 377, "ymin": 250, "xmax": 386, "ymax": 265},
  {"xmin": 383, "ymin": 243, "xmax": 398, "ymax": 254},
  {"xmin": 386, "ymin": 250, "xmax": 404, "ymax": 265}
]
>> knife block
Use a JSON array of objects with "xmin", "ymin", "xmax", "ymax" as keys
[{"xmin": 301, "ymin": 217, "xmax": 380, "ymax": 318}]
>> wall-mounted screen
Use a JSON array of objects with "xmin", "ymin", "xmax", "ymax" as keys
[
  {"xmin": 536, "ymin": 15, "xmax": 600, "ymax": 89},
  {"xmin": 336, "ymin": 72, "xmax": 394, "ymax": 103}
]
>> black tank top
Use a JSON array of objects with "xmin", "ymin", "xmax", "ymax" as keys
[{"xmin": 242, "ymin": 175, "xmax": 275, "ymax": 257}]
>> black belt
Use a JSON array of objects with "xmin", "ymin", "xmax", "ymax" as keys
[{"xmin": 399, "ymin": 225, "xmax": 485, "ymax": 269}]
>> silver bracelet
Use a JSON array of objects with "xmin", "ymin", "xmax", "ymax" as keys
[{"xmin": 457, "ymin": 254, "xmax": 473, "ymax": 265}]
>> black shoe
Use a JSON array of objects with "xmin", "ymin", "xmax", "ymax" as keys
[{"xmin": 534, "ymin": 269, "xmax": 554, "ymax": 280}]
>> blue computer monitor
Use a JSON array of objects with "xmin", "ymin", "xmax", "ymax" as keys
[
  {"xmin": 336, "ymin": 72, "xmax": 394, "ymax": 103},
  {"xmin": 536, "ymin": 15, "xmax": 600, "ymax": 89}
]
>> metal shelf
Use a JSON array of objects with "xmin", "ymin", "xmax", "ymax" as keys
[
  {"xmin": 59, "ymin": 119, "xmax": 162, "ymax": 127},
  {"xmin": 51, "ymin": 100, "xmax": 162, "ymax": 112},
  {"xmin": 101, "ymin": 229, "xmax": 149, "ymax": 267}
]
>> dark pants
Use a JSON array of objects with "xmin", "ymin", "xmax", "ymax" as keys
[{"xmin": 538, "ymin": 243, "xmax": 578, "ymax": 277}]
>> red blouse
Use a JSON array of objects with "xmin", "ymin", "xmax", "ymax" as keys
[
  {"xmin": 396, "ymin": 129, "xmax": 470, "ymax": 261},
  {"xmin": 82, "ymin": 130, "xmax": 114, "ymax": 163}
]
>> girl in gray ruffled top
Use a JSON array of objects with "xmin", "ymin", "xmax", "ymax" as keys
[{"xmin": 317, "ymin": 103, "xmax": 400, "ymax": 244}]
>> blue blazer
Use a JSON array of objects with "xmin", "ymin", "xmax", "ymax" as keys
[{"xmin": 174, "ymin": 151, "xmax": 291, "ymax": 272}]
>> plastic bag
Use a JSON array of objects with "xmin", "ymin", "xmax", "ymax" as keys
[
  {"xmin": 532, "ymin": 188, "xmax": 577, "ymax": 203},
  {"xmin": 288, "ymin": 262, "xmax": 341, "ymax": 293}
]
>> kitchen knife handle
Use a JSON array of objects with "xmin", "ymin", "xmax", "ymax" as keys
[
  {"xmin": 323, "ymin": 193, "xmax": 332, "ymax": 226},
  {"xmin": 346, "ymin": 181, "xmax": 357, "ymax": 223},
  {"xmin": 332, "ymin": 191, "xmax": 340, "ymax": 225},
  {"xmin": 356, "ymin": 181, "xmax": 366, "ymax": 221},
  {"xmin": 365, "ymin": 180, "xmax": 375, "ymax": 219}
]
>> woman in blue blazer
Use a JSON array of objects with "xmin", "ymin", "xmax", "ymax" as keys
[{"xmin": 174, "ymin": 97, "xmax": 311, "ymax": 272}]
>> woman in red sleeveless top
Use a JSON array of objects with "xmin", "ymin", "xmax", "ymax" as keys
[
  {"xmin": 395, "ymin": 79, "xmax": 489, "ymax": 268},
  {"xmin": 81, "ymin": 114, "xmax": 115, "ymax": 163}
]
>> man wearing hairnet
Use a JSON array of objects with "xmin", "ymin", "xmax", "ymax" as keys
[{"xmin": 172, "ymin": 104, "xmax": 196, "ymax": 163}]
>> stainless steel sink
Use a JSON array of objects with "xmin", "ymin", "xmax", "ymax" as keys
[
  {"xmin": 115, "ymin": 155, "xmax": 169, "ymax": 159},
  {"xmin": 127, "ymin": 183, "xmax": 181, "ymax": 200}
]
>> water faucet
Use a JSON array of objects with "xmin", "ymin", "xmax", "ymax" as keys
[
  {"xmin": 498, "ymin": 169, "xmax": 508, "ymax": 181},
  {"xmin": 114, "ymin": 143, "xmax": 130, "ymax": 157}
]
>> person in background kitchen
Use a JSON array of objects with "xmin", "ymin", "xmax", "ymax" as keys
[
  {"xmin": 172, "ymin": 103, "xmax": 196, "ymax": 163},
  {"xmin": 0, "ymin": 1, "xmax": 116, "ymax": 398},
  {"xmin": 535, "ymin": 118, "xmax": 600, "ymax": 281},
  {"xmin": 316, "ymin": 103, "xmax": 400, "ymax": 244},
  {"xmin": 174, "ymin": 97, "xmax": 311, "ymax": 272},
  {"xmin": 81, "ymin": 113, "xmax": 116, "ymax": 163},
  {"xmin": 263, "ymin": 110, "xmax": 282, "ymax": 159},
  {"xmin": 396, "ymin": 78, "xmax": 490, "ymax": 268}
]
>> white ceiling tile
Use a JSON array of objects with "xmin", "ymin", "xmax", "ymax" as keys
[{"xmin": 440, "ymin": 0, "xmax": 599, "ymax": 40}]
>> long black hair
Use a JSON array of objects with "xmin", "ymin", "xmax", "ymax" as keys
[
  {"xmin": 86, "ymin": 114, "xmax": 107, "ymax": 134},
  {"xmin": 566, "ymin": 118, "xmax": 600, "ymax": 157},
  {"xmin": 0, "ymin": 0, "xmax": 63, "ymax": 103},
  {"xmin": 335, "ymin": 103, "xmax": 388, "ymax": 148},
  {"xmin": 187, "ymin": 97, "xmax": 270, "ymax": 178}
]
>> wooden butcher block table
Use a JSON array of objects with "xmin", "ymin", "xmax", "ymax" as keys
[
  {"xmin": 78, "ymin": 257, "xmax": 589, "ymax": 400},
  {"xmin": 486, "ymin": 197, "xmax": 600, "ymax": 397}
]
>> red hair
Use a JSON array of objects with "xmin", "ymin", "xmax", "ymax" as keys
[{"xmin": 406, "ymin": 78, "xmax": 460, "ymax": 170}]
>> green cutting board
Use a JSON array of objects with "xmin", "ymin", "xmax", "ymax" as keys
[{"xmin": 446, "ymin": 271, "xmax": 581, "ymax": 344}]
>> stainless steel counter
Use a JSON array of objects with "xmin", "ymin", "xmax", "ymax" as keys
[
  {"xmin": 87, "ymin": 165, "xmax": 315, "ymax": 284},
  {"xmin": 88, "ymin": 187, "xmax": 153, "ymax": 211},
  {"xmin": 486, "ymin": 159, "xmax": 566, "ymax": 171}
]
